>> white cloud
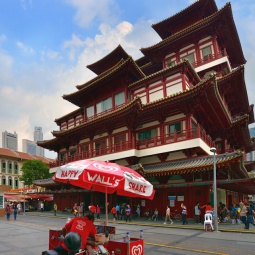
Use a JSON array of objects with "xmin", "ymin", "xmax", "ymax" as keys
[
  {"xmin": 16, "ymin": 41, "xmax": 34, "ymax": 54},
  {"xmin": 20, "ymin": 0, "xmax": 32, "ymax": 10},
  {"xmin": 66, "ymin": 0, "xmax": 118, "ymax": 28},
  {"xmin": 40, "ymin": 50, "xmax": 62, "ymax": 61}
]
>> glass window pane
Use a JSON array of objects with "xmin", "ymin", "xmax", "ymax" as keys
[
  {"xmin": 169, "ymin": 122, "xmax": 181, "ymax": 134},
  {"xmin": 115, "ymin": 91, "xmax": 125, "ymax": 106},
  {"xmin": 104, "ymin": 97, "xmax": 112, "ymax": 111},
  {"xmin": 96, "ymin": 101, "xmax": 103, "ymax": 113},
  {"xmin": 182, "ymin": 53, "xmax": 194, "ymax": 64},
  {"xmin": 166, "ymin": 60, "xmax": 175, "ymax": 67},
  {"xmin": 202, "ymin": 46, "xmax": 211, "ymax": 57},
  {"xmin": 139, "ymin": 129, "xmax": 156, "ymax": 141},
  {"xmin": 86, "ymin": 106, "xmax": 94, "ymax": 118}
]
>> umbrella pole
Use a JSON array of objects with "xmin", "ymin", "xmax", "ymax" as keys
[{"xmin": 105, "ymin": 188, "xmax": 108, "ymax": 226}]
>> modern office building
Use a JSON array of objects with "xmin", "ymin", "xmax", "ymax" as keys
[
  {"xmin": 38, "ymin": 0, "xmax": 255, "ymax": 215},
  {"xmin": 2, "ymin": 131, "xmax": 18, "ymax": 150},
  {"xmin": 22, "ymin": 139, "xmax": 37, "ymax": 155},
  {"xmin": 34, "ymin": 127, "xmax": 44, "ymax": 157}
]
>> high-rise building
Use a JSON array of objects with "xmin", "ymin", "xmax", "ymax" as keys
[
  {"xmin": 2, "ymin": 131, "xmax": 18, "ymax": 150},
  {"xmin": 34, "ymin": 126, "xmax": 44, "ymax": 157},
  {"xmin": 22, "ymin": 139, "xmax": 37, "ymax": 155}
]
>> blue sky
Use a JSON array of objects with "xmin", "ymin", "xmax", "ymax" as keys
[{"xmin": 0, "ymin": 0, "xmax": 254, "ymax": 159}]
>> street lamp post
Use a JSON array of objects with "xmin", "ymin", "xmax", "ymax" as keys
[
  {"xmin": 210, "ymin": 147, "xmax": 218, "ymax": 231},
  {"xmin": 20, "ymin": 181, "xmax": 25, "ymax": 215}
]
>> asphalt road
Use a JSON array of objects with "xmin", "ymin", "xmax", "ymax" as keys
[{"xmin": 1, "ymin": 214, "xmax": 255, "ymax": 255}]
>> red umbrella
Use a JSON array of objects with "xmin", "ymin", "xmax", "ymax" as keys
[{"xmin": 53, "ymin": 159, "xmax": 155, "ymax": 225}]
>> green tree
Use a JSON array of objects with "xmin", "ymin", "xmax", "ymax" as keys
[{"xmin": 20, "ymin": 160, "xmax": 52, "ymax": 185}]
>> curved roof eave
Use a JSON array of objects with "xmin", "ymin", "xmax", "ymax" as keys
[
  {"xmin": 86, "ymin": 45, "xmax": 130, "ymax": 75},
  {"xmin": 63, "ymin": 57, "xmax": 146, "ymax": 106},
  {"xmin": 152, "ymin": 0, "xmax": 218, "ymax": 39},
  {"xmin": 144, "ymin": 151, "xmax": 244, "ymax": 177},
  {"xmin": 141, "ymin": 3, "xmax": 246, "ymax": 67}
]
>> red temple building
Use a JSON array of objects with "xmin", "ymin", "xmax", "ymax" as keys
[{"xmin": 37, "ymin": 0, "xmax": 255, "ymax": 218}]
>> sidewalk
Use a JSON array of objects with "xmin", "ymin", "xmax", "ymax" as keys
[{"xmin": 26, "ymin": 210, "xmax": 255, "ymax": 234}]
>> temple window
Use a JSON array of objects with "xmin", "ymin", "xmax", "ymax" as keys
[
  {"xmin": 86, "ymin": 105, "xmax": 94, "ymax": 118},
  {"xmin": 215, "ymin": 141, "xmax": 222, "ymax": 151},
  {"xmin": 96, "ymin": 97, "xmax": 112, "ymax": 114},
  {"xmin": 60, "ymin": 153, "xmax": 65, "ymax": 160},
  {"xmin": 1, "ymin": 160, "xmax": 6, "ymax": 173},
  {"xmin": 69, "ymin": 149, "xmax": 76, "ymax": 156},
  {"xmin": 169, "ymin": 122, "xmax": 182, "ymax": 136},
  {"xmin": 166, "ymin": 60, "xmax": 175, "ymax": 67},
  {"xmin": 201, "ymin": 46, "xmax": 212, "ymax": 59},
  {"xmin": 114, "ymin": 133, "xmax": 126, "ymax": 150},
  {"xmin": 8, "ymin": 161, "xmax": 12, "ymax": 174},
  {"xmin": 138, "ymin": 128, "xmax": 157, "ymax": 141},
  {"xmin": 14, "ymin": 162, "xmax": 18, "ymax": 174},
  {"xmin": 182, "ymin": 53, "xmax": 195, "ymax": 64},
  {"xmin": 81, "ymin": 144, "xmax": 89, "ymax": 152},
  {"xmin": 114, "ymin": 91, "xmax": 125, "ymax": 106},
  {"xmin": 95, "ymin": 139, "xmax": 107, "ymax": 155}
]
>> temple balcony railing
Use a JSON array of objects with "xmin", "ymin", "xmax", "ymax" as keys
[
  {"xmin": 80, "ymin": 103, "xmax": 126, "ymax": 124},
  {"xmin": 50, "ymin": 125, "xmax": 221, "ymax": 168},
  {"xmin": 192, "ymin": 48, "xmax": 228, "ymax": 69}
]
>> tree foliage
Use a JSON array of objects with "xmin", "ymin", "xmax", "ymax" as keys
[{"xmin": 20, "ymin": 160, "xmax": 52, "ymax": 185}]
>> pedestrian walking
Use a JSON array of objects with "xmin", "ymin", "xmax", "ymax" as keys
[
  {"xmin": 235, "ymin": 203, "xmax": 241, "ymax": 224},
  {"xmin": 229, "ymin": 204, "xmax": 236, "ymax": 225},
  {"xmin": 5, "ymin": 204, "xmax": 11, "ymax": 221},
  {"xmin": 73, "ymin": 203, "xmax": 78, "ymax": 217},
  {"xmin": 89, "ymin": 204, "xmax": 96, "ymax": 218},
  {"xmin": 136, "ymin": 204, "xmax": 141, "ymax": 218},
  {"xmin": 181, "ymin": 203, "xmax": 188, "ymax": 225},
  {"xmin": 164, "ymin": 205, "xmax": 173, "ymax": 224},
  {"xmin": 40, "ymin": 202, "xmax": 44, "ymax": 212},
  {"xmin": 13, "ymin": 202, "xmax": 18, "ymax": 220},
  {"xmin": 194, "ymin": 202, "xmax": 201, "ymax": 224},
  {"xmin": 116, "ymin": 204, "xmax": 120, "ymax": 220},
  {"xmin": 125, "ymin": 205, "xmax": 131, "ymax": 222},
  {"xmin": 111, "ymin": 206, "xmax": 117, "ymax": 221},
  {"xmin": 54, "ymin": 202, "xmax": 58, "ymax": 216},
  {"xmin": 240, "ymin": 202, "xmax": 247, "ymax": 226},
  {"xmin": 245, "ymin": 203, "xmax": 255, "ymax": 230}
]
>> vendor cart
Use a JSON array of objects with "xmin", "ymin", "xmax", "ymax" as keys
[{"xmin": 46, "ymin": 225, "xmax": 144, "ymax": 255}]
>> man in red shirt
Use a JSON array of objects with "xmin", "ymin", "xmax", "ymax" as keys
[
  {"xmin": 89, "ymin": 204, "xmax": 96, "ymax": 218},
  {"xmin": 62, "ymin": 214, "xmax": 96, "ymax": 250}
]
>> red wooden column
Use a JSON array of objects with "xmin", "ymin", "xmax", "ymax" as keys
[
  {"xmin": 186, "ymin": 114, "xmax": 192, "ymax": 139},
  {"xmin": 212, "ymin": 35, "xmax": 218, "ymax": 57},
  {"xmin": 194, "ymin": 41, "xmax": 200, "ymax": 64}
]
